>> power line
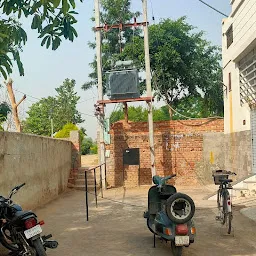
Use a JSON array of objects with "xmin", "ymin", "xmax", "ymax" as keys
[
  {"xmin": 14, "ymin": 89, "xmax": 96, "ymax": 106},
  {"xmin": 77, "ymin": 97, "xmax": 96, "ymax": 104},
  {"xmin": 13, "ymin": 88, "xmax": 96, "ymax": 119},
  {"xmin": 80, "ymin": 112, "xmax": 96, "ymax": 118},
  {"xmin": 197, "ymin": 0, "xmax": 228, "ymax": 17},
  {"xmin": 149, "ymin": 0, "xmax": 155, "ymax": 21},
  {"xmin": 14, "ymin": 89, "xmax": 41, "ymax": 101}
]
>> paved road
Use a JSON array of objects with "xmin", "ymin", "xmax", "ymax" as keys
[{"xmin": 1, "ymin": 186, "xmax": 256, "ymax": 256}]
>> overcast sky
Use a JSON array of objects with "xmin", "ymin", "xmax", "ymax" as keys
[{"xmin": 4, "ymin": 0, "xmax": 231, "ymax": 139}]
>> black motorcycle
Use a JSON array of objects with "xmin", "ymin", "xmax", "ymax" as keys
[{"xmin": 0, "ymin": 183, "xmax": 58, "ymax": 256}]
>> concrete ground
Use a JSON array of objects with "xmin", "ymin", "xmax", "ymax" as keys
[{"xmin": 1, "ymin": 186, "xmax": 256, "ymax": 256}]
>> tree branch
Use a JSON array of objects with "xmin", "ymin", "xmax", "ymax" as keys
[{"xmin": 17, "ymin": 95, "xmax": 26, "ymax": 107}]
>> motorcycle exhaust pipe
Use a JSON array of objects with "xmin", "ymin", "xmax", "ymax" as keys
[
  {"xmin": 42, "ymin": 234, "xmax": 52, "ymax": 241},
  {"xmin": 44, "ymin": 240, "xmax": 59, "ymax": 249}
]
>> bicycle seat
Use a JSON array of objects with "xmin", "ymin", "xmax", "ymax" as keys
[{"xmin": 219, "ymin": 179, "xmax": 233, "ymax": 184}]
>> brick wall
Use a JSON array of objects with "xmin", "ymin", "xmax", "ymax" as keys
[{"xmin": 105, "ymin": 119, "xmax": 224, "ymax": 187}]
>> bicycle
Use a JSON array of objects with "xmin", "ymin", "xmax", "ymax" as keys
[{"xmin": 212, "ymin": 170, "xmax": 237, "ymax": 234}]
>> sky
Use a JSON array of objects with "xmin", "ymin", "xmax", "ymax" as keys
[{"xmin": 3, "ymin": 0, "xmax": 231, "ymax": 139}]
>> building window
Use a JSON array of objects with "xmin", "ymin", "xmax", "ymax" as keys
[
  {"xmin": 226, "ymin": 25, "xmax": 233, "ymax": 49},
  {"xmin": 229, "ymin": 72, "xmax": 232, "ymax": 91}
]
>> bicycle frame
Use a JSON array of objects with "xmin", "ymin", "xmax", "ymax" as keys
[{"xmin": 218, "ymin": 186, "xmax": 232, "ymax": 212}]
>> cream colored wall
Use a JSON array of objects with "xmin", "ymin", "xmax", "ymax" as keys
[
  {"xmin": 0, "ymin": 132, "xmax": 72, "ymax": 210},
  {"xmin": 223, "ymin": 0, "xmax": 256, "ymax": 134}
]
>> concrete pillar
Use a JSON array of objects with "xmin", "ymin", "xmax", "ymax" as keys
[{"xmin": 69, "ymin": 130, "xmax": 81, "ymax": 170}]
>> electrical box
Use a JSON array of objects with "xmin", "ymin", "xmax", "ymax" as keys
[
  {"xmin": 106, "ymin": 69, "xmax": 140, "ymax": 100},
  {"xmin": 123, "ymin": 148, "xmax": 140, "ymax": 165}
]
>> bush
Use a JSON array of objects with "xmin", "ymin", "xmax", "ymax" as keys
[
  {"xmin": 55, "ymin": 123, "xmax": 85, "ymax": 141},
  {"xmin": 81, "ymin": 137, "xmax": 98, "ymax": 155},
  {"xmin": 90, "ymin": 145, "xmax": 98, "ymax": 154}
]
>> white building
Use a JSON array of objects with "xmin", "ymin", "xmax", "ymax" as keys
[
  {"xmin": 223, "ymin": 0, "xmax": 256, "ymax": 134},
  {"xmin": 223, "ymin": 0, "xmax": 256, "ymax": 171}
]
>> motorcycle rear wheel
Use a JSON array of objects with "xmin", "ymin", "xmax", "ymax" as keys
[
  {"xmin": 171, "ymin": 241, "xmax": 183, "ymax": 256},
  {"xmin": 33, "ymin": 238, "xmax": 47, "ymax": 256}
]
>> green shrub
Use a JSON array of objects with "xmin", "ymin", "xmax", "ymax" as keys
[
  {"xmin": 81, "ymin": 137, "xmax": 98, "ymax": 155},
  {"xmin": 55, "ymin": 123, "xmax": 85, "ymax": 141}
]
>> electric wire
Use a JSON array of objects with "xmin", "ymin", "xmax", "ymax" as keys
[{"xmin": 197, "ymin": 0, "xmax": 228, "ymax": 17}]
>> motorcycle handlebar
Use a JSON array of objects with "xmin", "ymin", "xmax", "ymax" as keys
[
  {"xmin": 13, "ymin": 183, "xmax": 26, "ymax": 191},
  {"xmin": 17, "ymin": 183, "xmax": 26, "ymax": 189},
  {"xmin": 165, "ymin": 174, "xmax": 176, "ymax": 180}
]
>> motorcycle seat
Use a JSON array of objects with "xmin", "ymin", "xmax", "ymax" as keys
[{"xmin": 11, "ymin": 211, "xmax": 36, "ymax": 224}]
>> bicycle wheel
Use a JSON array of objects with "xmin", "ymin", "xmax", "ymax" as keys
[
  {"xmin": 226, "ymin": 212, "xmax": 232, "ymax": 234},
  {"xmin": 218, "ymin": 191, "xmax": 226, "ymax": 225}
]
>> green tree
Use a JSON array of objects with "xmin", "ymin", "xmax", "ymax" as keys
[
  {"xmin": 0, "ymin": 101, "xmax": 11, "ymax": 130},
  {"xmin": 109, "ymin": 105, "xmax": 171, "ymax": 124},
  {"xmin": 121, "ymin": 17, "xmax": 223, "ymax": 117},
  {"xmin": 172, "ymin": 96, "xmax": 207, "ymax": 120},
  {"xmin": 23, "ymin": 78, "xmax": 83, "ymax": 136},
  {"xmin": 55, "ymin": 123, "xmax": 85, "ymax": 141},
  {"xmin": 22, "ymin": 96, "xmax": 57, "ymax": 136},
  {"xmin": 0, "ymin": 0, "xmax": 82, "ymax": 79},
  {"xmin": 55, "ymin": 79, "xmax": 83, "ymax": 125},
  {"xmin": 81, "ymin": 137, "xmax": 98, "ymax": 155},
  {"xmin": 82, "ymin": 0, "xmax": 140, "ymax": 90},
  {"xmin": 153, "ymin": 106, "xmax": 171, "ymax": 121}
]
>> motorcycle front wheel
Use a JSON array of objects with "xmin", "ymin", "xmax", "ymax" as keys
[
  {"xmin": 171, "ymin": 241, "xmax": 183, "ymax": 256},
  {"xmin": 33, "ymin": 238, "xmax": 47, "ymax": 256}
]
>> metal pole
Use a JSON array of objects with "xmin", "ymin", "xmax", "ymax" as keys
[
  {"xmin": 100, "ymin": 165, "xmax": 103, "ymax": 198},
  {"xmin": 85, "ymin": 171, "xmax": 89, "ymax": 221},
  {"xmin": 94, "ymin": 0, "xmax": 106, "ymax": 189},
  {"xmin": 142, "ymin": 0, "xmax": 156, "ymax": 178},
  {"xmin": 51, "ymin": 118, "xmax": 54, "ymax": 138},
  {"xmin": 104, "ymin": 163, "xmax": 107, "ymax": 188},
  {"xmin": 94, "ymin": 169, "xmax": 98, "ymax": 208}
]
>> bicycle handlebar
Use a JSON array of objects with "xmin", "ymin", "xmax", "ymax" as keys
[{"xmin": 214, "ymin": 170, "xmax": 237, "ymax": 176}]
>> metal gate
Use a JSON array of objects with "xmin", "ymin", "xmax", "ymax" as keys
[
  {"xmin": 239, "ymin": 47, "xmax": 256, "ymax": 173},
  {"xmin": 251, "ymin": 109, "xmax": 256, "ymax": 173},
  {"xmin": 239, "ymin": 48, "xmax": 256, "ymax": 105}
]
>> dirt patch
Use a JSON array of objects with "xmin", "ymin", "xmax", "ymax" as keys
[{"xmin": 81, "ymin": 154, "xmax": 98, "ymax": 167}]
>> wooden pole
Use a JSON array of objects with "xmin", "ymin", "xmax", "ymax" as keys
[
  {"xmin": 5, "ymin": 78, "xmax": 26, "ymax": 132},
  {"xmin": 123, "ymin": 102, "xmax": 128, "ymax": 123}
]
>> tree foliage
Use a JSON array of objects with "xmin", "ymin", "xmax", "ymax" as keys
[
  {"xmin": 0, "ymin": 101, "xmax": 11, "ymax": 130},
  {"xmin": 82, "ymin": 0, "xmax": 140, "ymax": 90},
  {"xmin": 109, "ymin": 105, "xmax": 171, "ymax": 124},
  {"xmin": 81, "ymin": 137, "xmax": 98, "ymax": 155},
  {"xmin": 121, "ymin": 17, "xmax": 223, "ymax": 116},
  {"xmin": 55, "ymin": 123, "xmax": 85, "ymax": 141},
  {"xmin": 23, "ymin": 78, "xmax": 84, "ymax": 136},
  {"xmin": 109, "ymin": 97, "xmax": 222, "ymax": 123},
  {"xmin": 0, "ymin": 0, "xmax": 82, "ymax": 79}
]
